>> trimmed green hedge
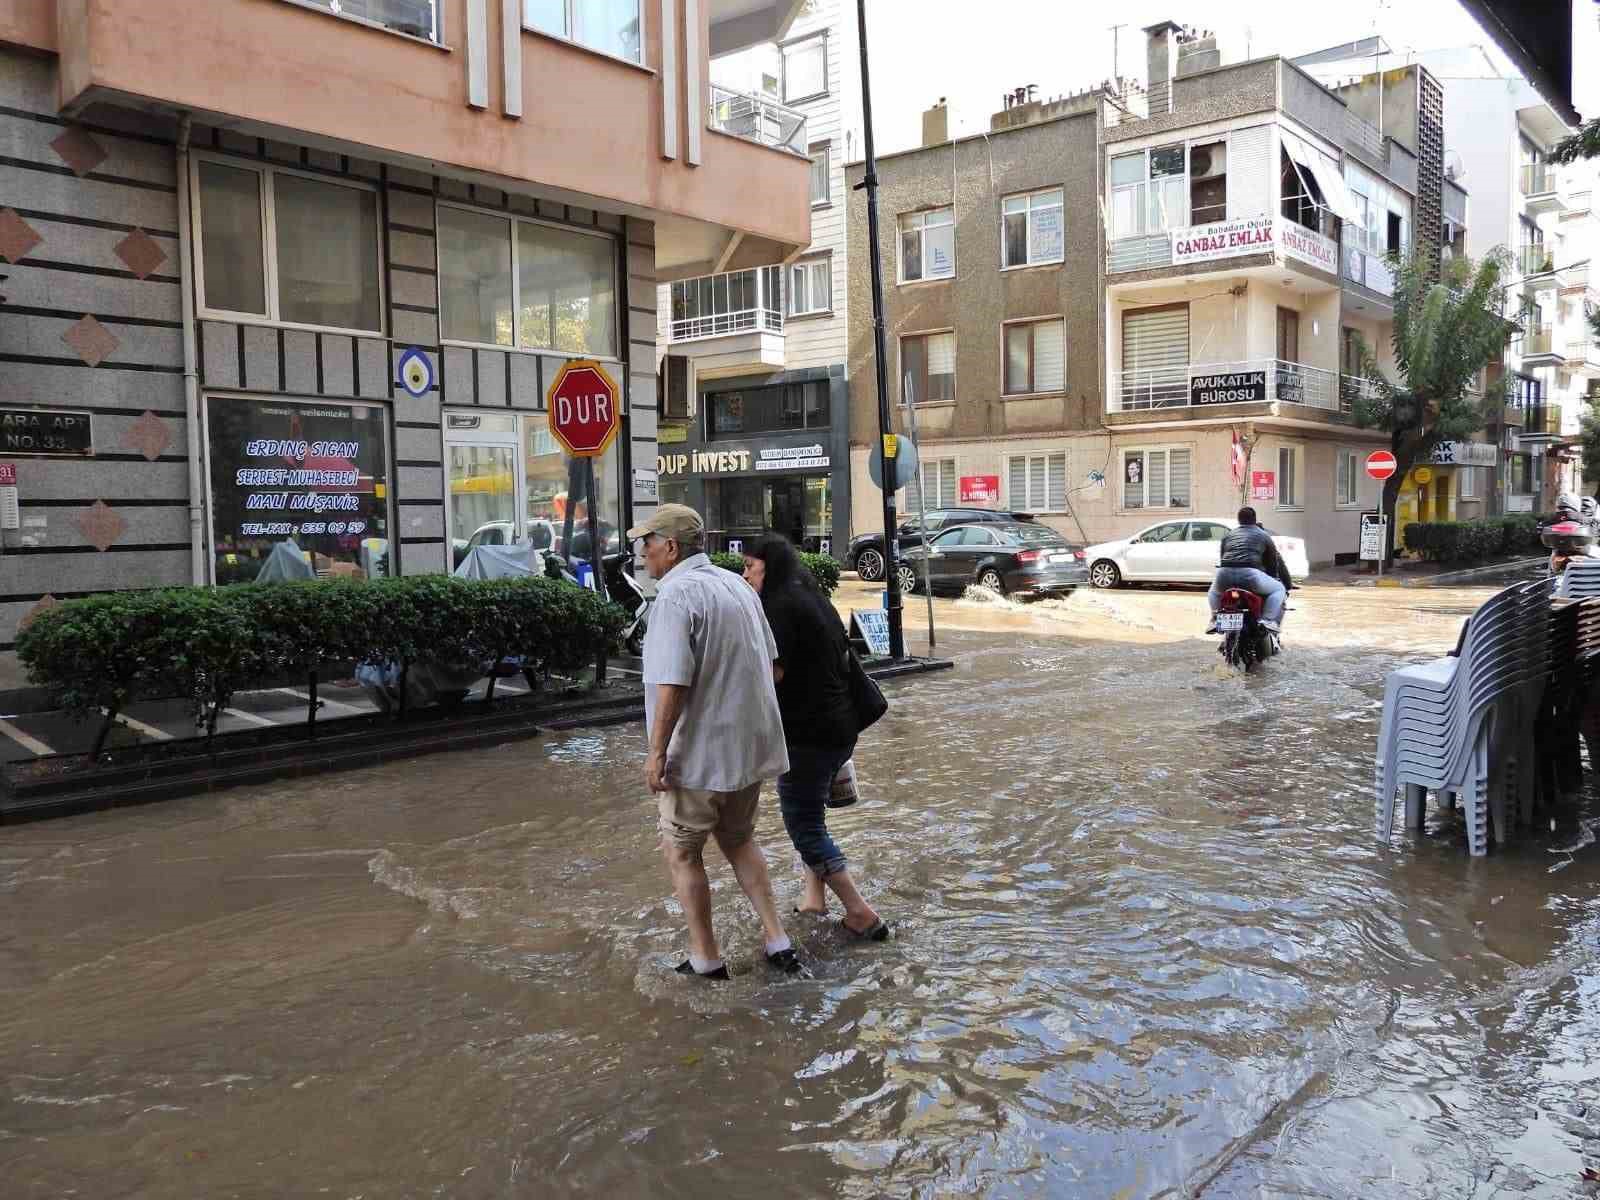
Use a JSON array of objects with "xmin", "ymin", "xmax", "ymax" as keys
[
  {"xmin": 15, "ymin": 576, "xmax": 625, "ymax": 753},
  {"xmin": 709, "ymin": 551, "xmax": 842, "ymax": 595},
  {"xmin": 1402, "ymin": 514, "xmax": 1542, "ymax": 563}
]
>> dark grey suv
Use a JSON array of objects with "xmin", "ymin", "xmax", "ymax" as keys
[{"xmin": 847, "ymin": 508, "xmax": 1034, "ymax": 581}]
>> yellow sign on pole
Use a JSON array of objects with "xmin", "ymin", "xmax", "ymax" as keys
[
  {"xmin": 882, "ymin": 434, "xmax": 898, "ymax": 458},
  {"xmin": 1413, "ymin": 466, "xmax": 1434, "ymax": 485}
]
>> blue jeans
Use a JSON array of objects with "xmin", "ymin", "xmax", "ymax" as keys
[
  {"xmin": 776, "ymin": 740, "xmax": 857, "ymax": 879},
  {"xmin": 1208, "ymin": 567, "xmax": 1286, "ymax": 624}
]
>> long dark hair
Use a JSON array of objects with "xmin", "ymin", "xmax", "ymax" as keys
[{"xmin": 745, "ymin": 534, "xmax": 842, "ymax": 637}]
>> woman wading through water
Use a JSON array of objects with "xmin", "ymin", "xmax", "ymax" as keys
[{"xmin": 742, "ymin": 535, "xmax": 888, "ymax": 941}]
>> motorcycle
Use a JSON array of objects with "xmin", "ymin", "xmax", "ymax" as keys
[
  {"xmin": 1542, "ymin": 520, "xmax": 1598, "ymax": 577},
  {"xmin": 600, "ymin": 552, "xmax": 652, "ymax": 657},
  {"xmin": 1212, "ymin": 587, "xmax": 1280, "ymax": 672}
]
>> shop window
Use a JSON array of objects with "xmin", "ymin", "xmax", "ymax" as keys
[
  {"xmin": 809, "ymin": 142, "xmax": 830, "ymax": 206},
  {"xmin": 1007, "ymin": 452, "xmax": 1066, "ymax": 512},
  {"xmin": 1001, "ymin": 188, "xmax": 1064, "ymax": 268},
  {"xmin": 1123, "ymin": 447, "xmax": 1191, "ymax": 510},
  {"xmin": 1277, "ymin": 446, "xmax": 1300, "ymax": 508},
  {"xmin": 1336, "ymin": 448, "xmax": 1360, "ymax": 507},
  {"xmin": 524, "ymin": 0, "xmax": 641, "ymax": 62},
  {"xmin": 206, "ymin": 395, "xmax": 392, "ymax": 584},
  {"xmin": 899, "ymin": 208, "xmax": 955, "ymax": 282},
  {"xmin": 438, "ymin": 204, "xmax": 617, "ymax": 358},
  {"xmin": 789, "ymin": 257, "xmax": 832, "ymax": 316},
  {"xmin": 782, "ymin": 32, "xmax": 827, "ymax": 103},
  {"xmin": 901, "ymin": 331, "xmax": 955, "ymax": 404},
  {"xmin": 705, "ymin": 380, "xmax": 829, "ymax": 440},
  {"xmin": 291, "ymin": 0, "xmax": 440, "ymax": 42},
  {"xmin": 1004, "ymin": 319, "xmax": 1065, "ymax": 395},
  {"xmin": 1459, "ymin": 465, "xmax": 1479, "ymax": 500},
  {"xmin": 195, "ymin": 159, "xmax": 382, "ymax": 333}
]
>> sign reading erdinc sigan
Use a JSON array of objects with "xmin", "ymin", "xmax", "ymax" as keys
[
  {"xmin": 1191, "ymin": 371, "xmax": 1267, "ymax": 406},
  {"xmin": 1171, "ymin": 216, "xmax": 1273, "ymax": 265}
]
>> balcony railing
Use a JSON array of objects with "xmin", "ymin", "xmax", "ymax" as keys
[
  {"xmin": 708, "ymin": 86, "xmax": 807, "ymax": 155},
  {"xmin": 1345, "ymin": 109, "xmax": 1384, "ymax": 160},
  {"xmin": 1523, "ymin": 325, "xmax": 1558, "ymax": 357},
  {"xmin": 668, "ymin": 265, "xmax": 784, "ymax": 342},
  {"xmin": 1111, "ymin": 359, "xmax": 1352, "ymax": 414},
  {"xmin": 1519, "ymin": 243, "xmax": 1555, "ymax": 276},
  {"xmin": 1565, "ymin": 335, "xmax": 1600, "ymax": 371},
  {"xmin": 1518, "ymin": 403, "xmax": 1564, "ymax": 436},
  {"xmin": 1521, "ymin": 163, "xmax": 1558, "ymax": 196}
]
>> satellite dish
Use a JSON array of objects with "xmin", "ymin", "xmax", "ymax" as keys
[{"xmin": 1444, "ymin": 150, "xmax": 1466, "ymax": 183}]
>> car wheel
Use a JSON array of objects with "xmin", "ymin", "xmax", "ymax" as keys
[
  {"xmin": 856, "ymin": 547, "xmax": 885, "ymax": 581},
  {"xmin": 977, "ymin": 567, "xmax": 1006, "ymax": 594},
  {"xmin": 1089, "ymin": 560, "xmax": 1122, "ymax": 589},
  {"xmin": 895, "ymin": 563, "xmax": 919, "ymax": 595}
]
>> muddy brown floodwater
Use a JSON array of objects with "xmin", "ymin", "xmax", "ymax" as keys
[{"xmin": 4, "ymin": 617, "xmax": 1600, "ymax": 1198}]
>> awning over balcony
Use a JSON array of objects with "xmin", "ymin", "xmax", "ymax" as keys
[{"xmin": 1280, "ymin": 129, "xmax": 1357, "ymax": 223}]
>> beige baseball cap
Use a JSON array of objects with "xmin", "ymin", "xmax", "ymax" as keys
[{"xmin": 626, "ymin": 502, "xmax": 704, "ymax": 544}]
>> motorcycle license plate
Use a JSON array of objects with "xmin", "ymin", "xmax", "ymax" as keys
[{"xmin": 1217, "ymin": 611, "xmax": 1245, "ymax": 632}]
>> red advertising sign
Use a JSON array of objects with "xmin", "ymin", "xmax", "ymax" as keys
[
  {"xmin": 1366, "ymin": 450, "xmax": 1398, "ymax": 480},
  {"xmin": 1251, "ymin": 470, "xmax": 1276, "ymax": 501},
  {"xmin": 0, "ymin": 463, "xmax": 15, "ymax": 486},
  {"xmin": 546, "ymin": 360, "xmax": 621, "ymax": 458},
  {"xmin": 959, "ymin": 474, "xmax": 1000, "ymax": 504}
]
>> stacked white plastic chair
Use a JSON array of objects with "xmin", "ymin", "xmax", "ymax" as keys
[
  {"xmin": 1374, "ymin": 577, "xmax": 1554, "ymax": 855},
  {"xmin": 1556, "ymin": 556, "xmax": 1600, "ymax": 599}
]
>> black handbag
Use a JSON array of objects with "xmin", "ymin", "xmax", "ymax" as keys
[{"xmin": 844, "ymin": 647, "xmax": 888, "ymax": 732}]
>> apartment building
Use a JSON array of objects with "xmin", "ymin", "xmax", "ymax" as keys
[
  {"xmin": 1300, "ymin": 39, "xmax": 1597, "ymax": 518},
  {"xmin": 845, "ymin": 24, "xmax": 1467, "ymax": 564},
  {"xmin": 0, "ymin": 0, "xmax": 812, "ymax": 651},
  {"xmin": 654, "ymin": 0, "xmax": 859, "ymax": 554}
]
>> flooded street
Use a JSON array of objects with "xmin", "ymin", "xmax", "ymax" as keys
[{"xmin": 5, "ymin": 587, "xmax": 1600, "ymax": 1198}]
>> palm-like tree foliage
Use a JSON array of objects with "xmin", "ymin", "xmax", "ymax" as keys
[{"xmin": 1351, "ymin": 248, "xmax": 1517, "ymax": 553}]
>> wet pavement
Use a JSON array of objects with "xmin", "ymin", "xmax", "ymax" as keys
[{"xmin": 4, "ymin": 587, "xmax": 1600, "ymax": 1198}]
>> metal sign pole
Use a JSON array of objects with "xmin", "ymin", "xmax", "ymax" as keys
[
  {"xmin": 855, "ymin": 0, "xmax": 904, "ymax": 660},
  {"xmin": 901, "ymin": 371, "xmax": 936, "ymax": 651},
  {"xmin": 586, "ymin": 457, "xmax": 606, "ymax": 685}
]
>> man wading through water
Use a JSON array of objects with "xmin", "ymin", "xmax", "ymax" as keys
[{"xmin": 632, "ymin": 504, "xmax": 802, "ymax": 979}]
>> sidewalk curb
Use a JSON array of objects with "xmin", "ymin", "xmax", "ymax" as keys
[{"xmin": 1342, "ymin": 556, "xmax": 1546, "ymax": 589}]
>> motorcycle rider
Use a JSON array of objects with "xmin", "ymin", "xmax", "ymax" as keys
[{"xmin": 1205, "ymin": 506, "xmax": 1292, "ymax": 635}]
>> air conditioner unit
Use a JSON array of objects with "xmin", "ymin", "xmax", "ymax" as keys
[{"xmin": 1190, "ymin": 144, "xmax": 1227, "ymax": 179}]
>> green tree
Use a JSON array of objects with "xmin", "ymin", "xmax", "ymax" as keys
[
  {"xmin": 1350, "ymin": 248, "xmax": 1517, "ymax": 556},
  {"xmin": 1552, "ymin": 119, "xmax": 1600, "ymax": 166}
]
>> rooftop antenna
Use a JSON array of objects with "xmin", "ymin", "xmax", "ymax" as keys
[{"xmin": 1109, "ymin": 23, "xmax": 1125, "ymax": 87}]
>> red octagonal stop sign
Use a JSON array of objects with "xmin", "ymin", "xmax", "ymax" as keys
[{"xmin": 547, "ymin": 360, "xmax": 621, "ymax": 458}]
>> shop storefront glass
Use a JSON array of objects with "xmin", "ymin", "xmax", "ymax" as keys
[
  {"xmin": 703, "ymin": 474, "xmax": 831, "ymax": 551},
  {"xmin": 442, "ymin": 409, "xmax": 620, "ymax": 566},
  {"xmin": 206, "ymin": 394, "xmax": 392, "ymax": 583}
]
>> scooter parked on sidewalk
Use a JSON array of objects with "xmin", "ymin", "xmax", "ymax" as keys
[{"xmin": 600, "ymin": 553, "xmax": 652, "ymax": 656}]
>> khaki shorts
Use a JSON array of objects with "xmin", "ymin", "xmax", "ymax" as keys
[{"xmin": 658, "ymin": 781, "xmax": 762, "ymax": 853}]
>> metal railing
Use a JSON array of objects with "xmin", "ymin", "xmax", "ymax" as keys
[
  {"xmin": 708, "ymin": 86, "xmax": 807, "ymax": 154},
  {"xmin": 1521, "ymin": 163, "xmax": 1558, "ymax": 196},
  {"xmin": 1523, "ymin": 325, "xmax": 1558, "ymax": 357},
  {"xmin": 296, "ymin": 0, "xmax": 439, "ymax": 41},
  {"xmin": 1111, "ymin": 359, "xmax": 1348, "ymax": 414},
  {"xmin": 1345, "ymin": 109, "xmax": 1384, "ymax": 160},
  {"xmin": 1519, "ymin": 403, "xmax": 1563, "ymax": 436},
  {"xmin": 1565, "ymin": 336, "xmax": 1600, "ymax": 370},
  {"xmin": 668, "ymin": 265, "xmax": 784, "ymax": 342},
  {"xmin": 1520, "ymin": 243, "xmax": 1555, "ymax": 277}
]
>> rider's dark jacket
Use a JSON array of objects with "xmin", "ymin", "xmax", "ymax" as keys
[{"xmin": 1218, "ymin": 523, "xmax": 1293, "ymax": 589}]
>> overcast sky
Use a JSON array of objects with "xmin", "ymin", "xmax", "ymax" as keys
[{"xmin": 855, "ymin": 0, "xmax": 1580, "ymax": 156}]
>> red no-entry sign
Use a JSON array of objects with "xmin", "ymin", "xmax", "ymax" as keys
[
  {"xmin": 1365, "ymin": 450, "xmax": 1398, "ymax": 481},
  {"xmin": 547, "ymin": 360, "xmax": 620, "ymax": 458}
]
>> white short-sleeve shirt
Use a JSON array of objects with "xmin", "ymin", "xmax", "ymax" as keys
[{"xmin": 642, "ymin": 553, "xmax": 790, "ymax": 791}]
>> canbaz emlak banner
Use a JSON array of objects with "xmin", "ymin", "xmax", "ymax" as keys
[{"xmin": 1171, "ymin": 216, "xmax": 1273, "ymax": 265}]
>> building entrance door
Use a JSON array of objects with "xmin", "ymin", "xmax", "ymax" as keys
[
  {"xmin": 767, "ymin": 478, "xmax": 807, "ymax": 545},
  {"xmin": 443, "ymin": 412, "xmax": 522, "ymax": 570}
]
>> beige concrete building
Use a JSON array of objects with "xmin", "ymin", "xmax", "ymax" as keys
[
  {"xmin": 845, "ymin": 24, "xmax": 1475, "ymax": 567},
  {"xmin": 0, "ymin": 0, "xmax": 811, "ymax": 650}
]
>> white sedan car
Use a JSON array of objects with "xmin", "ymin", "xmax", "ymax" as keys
[{"xmin": 1084, "ymin": 518, "xmax": 1310, "ymax": 589}]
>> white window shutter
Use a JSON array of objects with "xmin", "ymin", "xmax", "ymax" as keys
[
  {"xmin": 1227, "ymin": 126, "xmax": 1273, "ymax": 220},
  {"xmin": 1048, "ymin": 452, "xmax": 1066, "ymax": 511},
  {"xmin": 1008, "ymin": 457, "xmax": 1027, "ymax": 508},
  {"xmin": 1034, "ymin": 321, "xmax": 1065, "ymax": 392},
  {"xmin": 1148, "ymin": 451, "xmax": 1168, "ymax": 509},
  {"xmin": 1169, "ymin": 449, "xmax": 1192, "ymax": 507}
]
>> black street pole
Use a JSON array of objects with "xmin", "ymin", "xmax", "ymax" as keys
[{"xmin": 854, "ymin": 0, "xmax": 904, "ymax": 659}]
